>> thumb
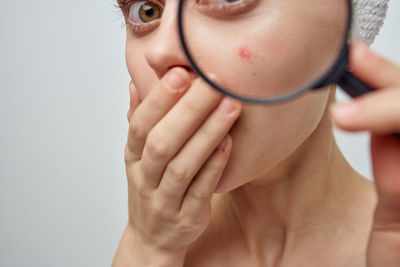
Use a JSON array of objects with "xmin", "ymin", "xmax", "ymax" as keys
[{"xmin": 367, "ymin": 134, "xmax": 400, "ymax": 267}]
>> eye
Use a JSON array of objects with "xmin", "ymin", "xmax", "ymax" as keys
[{"xmin": 129, "ymin": 1, "xmax": 162, "ymax": 24}]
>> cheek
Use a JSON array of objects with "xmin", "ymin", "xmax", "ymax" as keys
[
  {"xmin": 187, "ymin": 19, "xmax": 295, "ymax": 98},
  {"xmin": 237, "ymin": 42, "xmax": 286, "ymax": 62},
  {"xmin": 237, "ymin": 46, "xmax": 253, "ymax": 61}
]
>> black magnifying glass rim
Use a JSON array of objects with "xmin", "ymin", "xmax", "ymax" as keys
[{"xmin": 177, "ymin": 0, "xmax": 353, "ymax": 104}]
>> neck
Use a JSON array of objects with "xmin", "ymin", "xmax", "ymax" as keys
[{"xmin": 214, "ymin": 100, "xmax": 374, "ymax": 265}]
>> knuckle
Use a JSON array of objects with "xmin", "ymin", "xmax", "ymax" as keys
[
  {"xmin": 124, "ymin": 138, "xmax": 142, "ymax": 163},
  {"xmin": 136, "ymin": 186, "xmax": 152, "ymax": 201},
  {"xmin": 179, "ymin": 217, "xmax": 206, "ymax": 233},
  {"xmin": 145, "ymin": 133, "xmax": 172, "ymax": 160},
  {"xmin": 183, "ymin": 99, "xmax": 203, "ymax": 115},
  {"xmin": 133, "ymin": 177, "xmax": 148, "ymax": 194},
  {"xmin": 182, "ymin": 207, "xmax": 211, "ymax": 230},
  {"xmin": 127, "ymin": 164, "xmax": 147, "ymax": 191},
  {"xmin": 129, "ymin": 116, "xmax": 147, "ymax": 143},
  {"xmin": 133, "ymin": 189, "xmax": 153, "ymax": 207},
  {"xmin": 167, "ymin": 163, "xmax": 190, "ymax": 184},
  {"xmin": 177, "ymin": 219, "xmax": 196, "ymax": 233},
  {"xmin": 124, "ymin": 144, "xmax": 136, "ymax": 164},
  {"xmin": 188, "ymin": 188, "xmax": 209, "ymax": 203},
  {"xmin": 150, "ymin": 201, "xmax": 168, "ymax": 218}
]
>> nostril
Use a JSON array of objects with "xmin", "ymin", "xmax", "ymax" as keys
[
  {"xmin": 183, "ymin": 65, "xmax": 194, "ymax": 72},
  {"xmin": 182, "ymin": 66, "xmax": 198, "ymax": 80}
]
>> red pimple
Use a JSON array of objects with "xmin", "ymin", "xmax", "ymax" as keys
[{"xmin": 238, "ymin": 46, "xmax": 252, "ymax": 61}]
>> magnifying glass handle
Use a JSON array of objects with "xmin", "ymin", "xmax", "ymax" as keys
[
  {"xmin": 338, "ymin": 70, "xmax": 373, "ymax": 97},
  {"xmin": 338, "ymin": 70, "xmax": 400, "ymax": 140}
]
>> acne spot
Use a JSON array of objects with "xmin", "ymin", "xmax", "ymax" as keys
[{"xmin": 238, "ymin": 46, "xmax": 252, "ymax": 61}]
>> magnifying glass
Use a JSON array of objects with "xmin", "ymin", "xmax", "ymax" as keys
[{"xmin": 177, "ymin": 0, "xmax": 400, "ymax": 138}]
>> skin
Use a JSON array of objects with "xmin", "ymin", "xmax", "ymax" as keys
[
  {"xmin": 179, "ymin": 0, "xmax": 345, "ymax": 98},
  {"xmin": 112, "ymin": 0, "xmax": 400, "ymax": 266},
  {"xmin": 238, "ymin": 46, "xmax": 252, "ymax": 61}
]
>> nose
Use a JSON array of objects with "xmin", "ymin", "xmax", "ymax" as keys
[{"xmin": 144, "ymin": 3, "xmax": 192, "ymax": 79}]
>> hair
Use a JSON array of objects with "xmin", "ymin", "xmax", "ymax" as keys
[{"xmin": 351, "ymin": 0, "xmax": 389, "ymax": 45}]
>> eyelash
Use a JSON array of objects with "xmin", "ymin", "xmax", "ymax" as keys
[
  {"xmin": 196, "ymin": 0, "xmax": 257, "ymax": 16},
  {"xmin": 118, "ymin": 0, "xmax": 257, "ymax": 34}
]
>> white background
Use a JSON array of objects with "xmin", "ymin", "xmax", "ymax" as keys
[{"xmin": 0, "ymin": 1, "xmax": 399, "ymax": 266}]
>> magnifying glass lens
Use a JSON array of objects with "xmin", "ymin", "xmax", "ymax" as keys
[{"xmin": 179, "ymin": 0, "xmax": 349, "ymax": 102}]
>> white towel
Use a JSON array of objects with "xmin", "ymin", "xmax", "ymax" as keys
[{"xmin": 352, "ymin": 0, "xmax": 390, "ymax": 44}]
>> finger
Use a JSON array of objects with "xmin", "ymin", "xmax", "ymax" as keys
[
  {"xmin": 127, "ymin": 81, "xmax": 142, "ymax": 122},
  {"xmin": 138, "ymin": 77, "xmax": 224, "ymax": 188},
  {"xmin": 349, "ymin": 42, "xmax": 400, "ymax": 89},
  {"xmin": 371, "ymin": 135, "xmax": 400, "ymax": 217},
  {"xmin": 180, "ymin": 135, "xmax": 232, "ymax": 217},
  {"xmin": 367, "ymin": 135, "xmax": 400, "ymax": 267},
  {"xmin": 330, "ymin": 88, "xmax": 400, "ymax": 134},
  {"xmin": 156, "ymin": 98, "xmax": 241, "ymax": 211},
  {"xmin": 125, "ymin": 68, "xmax": 191, "ymax": 163}
]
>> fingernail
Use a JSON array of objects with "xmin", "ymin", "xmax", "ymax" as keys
[
  {"xmin": 218, "ymin": 97, "xmax": 236, "ymax": 114},
  {"xmin": 164, "ymin": 69, "xmax": 189, "ymax": 91},
  {"xmin": 331, "ymin": 101, "xmax": 359, "ymax": 120},
  {"xmin": 356, "ymin": 42, "xmax": 378, "ymax": 62}
]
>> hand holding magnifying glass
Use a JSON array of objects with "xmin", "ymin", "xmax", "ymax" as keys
[{"xmin": 332, "ymin": 42, "xmax": 400, "ymax": 267}]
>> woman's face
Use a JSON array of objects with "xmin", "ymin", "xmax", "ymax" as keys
[{"xmin": 121, "ymin": 0, "xmax": 344, "ymax": 192}]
